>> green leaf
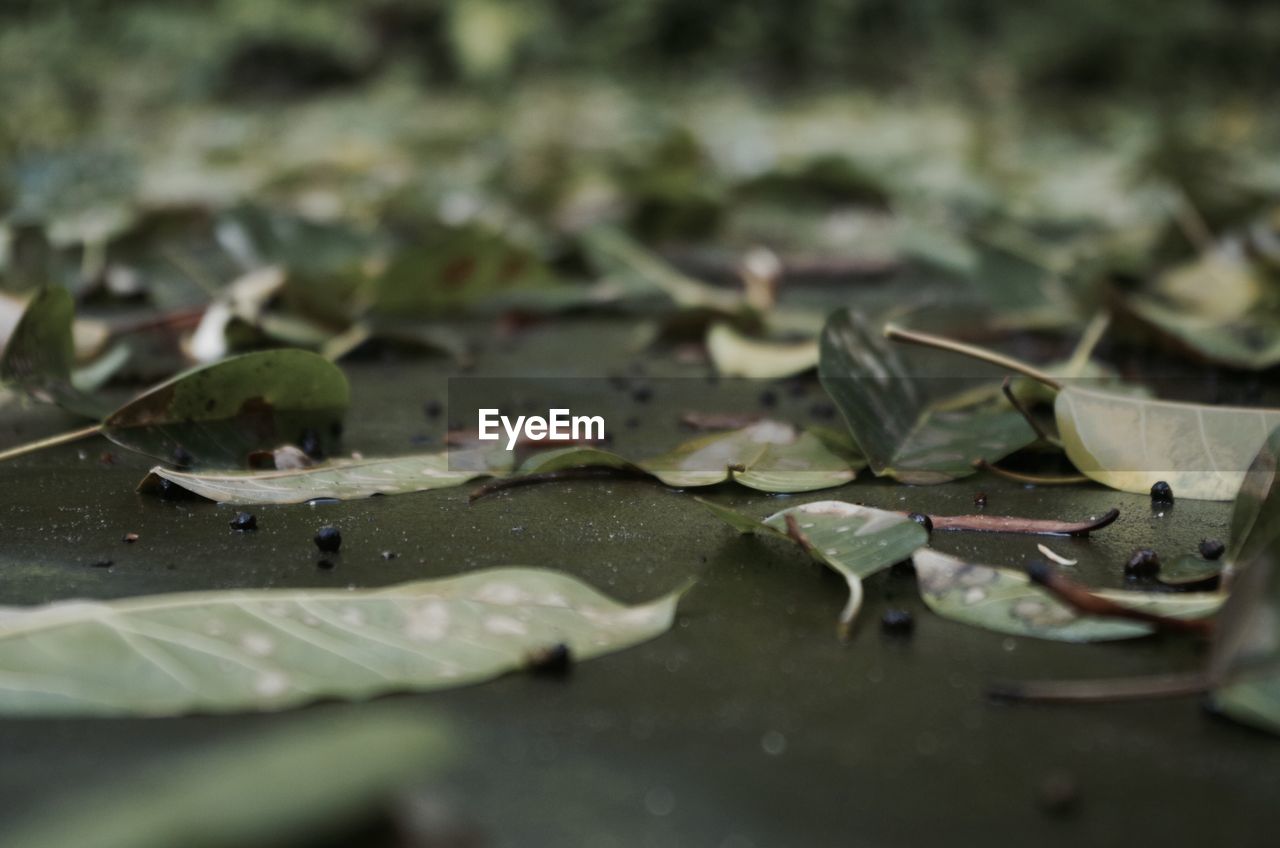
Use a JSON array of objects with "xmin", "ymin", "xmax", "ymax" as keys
[
  {"xmin": 701, "ymin": 499, "xmax": 928, "ymax": 636},
  {"xmin": 912, "ymin": 548, "xmax": 1223, "ymax": 641},
  {"xmin": 0, "ymin": 566, "xmax": 682, "ymax": 717},
  {"xmin": 1226, "ymin": 427, "xmax": 1280, "ymax": 571},
  {"xmin": 1122, "ymin": 250, "xmax": 1280, "ymax": 370},
  {"xmin": 706, "ymin": 322, "xmax": 818, "ymax": 379},
  {"xmin": 0, "ymin": 287, "xmax": 113, "ymax": 418},
  {"xmin": 819, "ymin": 309, "xmax": 1038, "ymax": 483},
  {"xmin": 102, "ymin": 349, "xmax": 350, "ymax": 468},
  {"xmin": 368, "ymin": 224, "xmax": 574, "ymax": 317},
  {"xmin": 0, "ymin": 706, "xmax": 450, "ymax": 848},
  {"xmin": 138, "ymin": 447, "xmax": 513, "ymax": 504},
  {"xmin": 1209, "ymin": 546, "xmax": 1280, "ymax": 736},
  {"xmin": 517, "ymin": 421, "xmax": 862, "ymax": 493},
  {"xmin": 1055, "ymin": 386, "xmax": 1280, "ymax": 501}
]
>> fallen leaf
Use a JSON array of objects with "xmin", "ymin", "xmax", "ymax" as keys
[
  {"xmin": 102, "ymin": 348, "xmax": 350, "ymax": 467},
  {"xmin": 819, "ymin": 309, "xmax": 1038, "ymax": 483},
  {"xmin": 515, "ymin": 420, "xmax": 862, "ymax": 493},
  {"xmin": 700, "ymin": 499, "xmax": 928, "ymax": 636},
  {"xmin": 0, "ymin": 566, "xmax": 683, "ymax": 716},
  {"xmin": 912, "ymin": 548, "xmax": 1223, "ymax": 642},
  {"xmin": 0, "ymin": 705, "xmax": 451, "ymax": 848},
  {"xmin": 139, "ymin": 447, "xmax": 512, "ymax": 504},
  {"xmin": 706, "ymin": 322, "xmax": 818, "ymax": 379},
  {"xmin": 1055, "ymin": 385, "xmax": 1280, "ymax": 501}
]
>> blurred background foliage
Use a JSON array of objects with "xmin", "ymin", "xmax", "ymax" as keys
[{"xmin": 2, "ymin": 0, "xmax": 1279, "ymax": 376}]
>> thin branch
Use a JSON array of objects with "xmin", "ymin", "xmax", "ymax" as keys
[
  {"xmin": 1026, "ymin": 561, "xmax": 1213, "ymax": 635},
  {"xmin": 0, "ymin": 423, "xmax": 103, "ymax": 464},
  {"xmin": 923, "ymin": 507, "xmax": 1118, "ymax": 537},
  {"xmin": 974, "ymin": 458, "xmax": 1089, "ymax": 486},
  {"xmin": 468, "ymin": 467, "xmax": 647, "ymax": 502},
  {"xmin": 1063, "ymin": 311, "xmax": 1112, "ymax": 374},
  {"xmin": 883, "ymin": 324, "xmax": 1063, "ymax": 390},
  {"xmin": 988, "ymin": 671, "xmax": 1208, "ymax": 703},
  {"xmin": 783, "ymin": 514, "xmax": 817, "ymax": 555},
  {"xmin": 1001, "ymin": 377, "xmax": 1055, "ymax": 444}
]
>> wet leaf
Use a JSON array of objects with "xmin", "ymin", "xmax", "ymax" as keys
[
  {"xmin": 0, "ymin": 705, "xmax": 450, "ymax": 848},
  {"xmin": 700, "ymin": 499, "xmax": 928, "ymax": 637},
  {"xmin": 102, "ymin": 349, "xmax": 350, "ymax": 468},
  {"xmin": 912, "ymin": 548, "xmax": 1223, "ymax": 641},
  {"xmin": 139, "ymin": 447, "xmax": 513, "ymax": 504},
  {"xmin": 0, "ymin": 566, "xmax": 682, "ymax": 716},
  {"xmin": 706, "ymin": 323, "xmax": 818, "ymax": 379},
  {"xmin": 1055, "ymin": 386, "xmax": 1280, "ymax": 501},
  {"xmin": 517, "ymin": 420, "xmax": 862, "ymax": 492},
  {"xmin": 819, "ymin": 309, "xmax": 1038, "ymax": 483}
]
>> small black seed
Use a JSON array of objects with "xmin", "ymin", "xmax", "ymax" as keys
[
  {"xmin": 1125, "ymin": 548, "xmax": 1161, "ymax": 578},
  {"xmin": 230, "ymin": 512, "xmax": 258, "ymax": 531},
  {"xmin": 380, "ymin": 550, "xmax": 397, "ymax": 560},
  {"xmin": 974, "ymin": 492, "xmax": 987, "ymax": 508},
  {"xmin": 298, "ymin": 428, "xmax": 324, "ymax": 460},
  {"xmin": 316, "ymin": 558, "xmax": 336, "ymax": 570},
  {"xmin": 1037, "ymin": 771, "xmax": 1080, "ymax": 818},
  {"xmin": 907, "ymin": 512, "xmax": 933, "ymax": 533},
  {"xmin": 171, "ymin": 445, "xmax": 194, "ymax": 468},
  {"xmin": 90, "ymin": 558, "xmax": 113, "ymax": 569},
  {"xmin": 880, "ymin": 609, "xmax": 915, "ymax": 634},
  {"xmin": 758, "ymin": 390, "xmax": 777, "ymax": 408},
  {"xmin": 424, "ymin": 400, "xmax": 443, "ymax": 419},
  {"xmin": 1199, "ymin": 539, "xmax": 1226, "ymax": 560},
  {"xmin": 631, "ymin": 386, "xmax": 652, "ymax": 404},
  {"xmin": 314, "ymin": 525, "xmax": 342, "ymax": 552},
  {"xmin": 1150, "ymin": 480, "xmax": 1174, "ymax": 504},
  {"xmin": 526, "ymin": 643, "xmax": 572, "ymax": 677}
]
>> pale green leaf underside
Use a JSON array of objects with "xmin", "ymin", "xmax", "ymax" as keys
[
  {"xmin": 138, "ymin": 447, "xmax": 512, "ymax": 504},
  {"xmin": 518, "ymin": 421, "xmax": 861, "ymax": 493},
  {"xmin": 0, "ymin": 567, "xmax": 681, "ymax": 716},
  {"xmin": 913, "ymin": 548, "xmax": 1223, "ymax": 642},
  {"xmin": 706, "ymin": 323, "xmax": 818, "ymax": 379},
  {"xmin": 1056, "ymin": 385, "xmax": 1280, "ymax": 501}
]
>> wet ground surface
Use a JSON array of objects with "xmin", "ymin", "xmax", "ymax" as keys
[{"xmin": 0, "ymin": 317, "xmax": 1277, "ymax": 847}]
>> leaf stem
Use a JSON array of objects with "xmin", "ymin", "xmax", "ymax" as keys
[
  {"xmin": 973, "ymin": 458, "xmax": 1089, "ymax": 487},
  {"xmin": 988, "ymin": 671, "xmax": 1209, "ymax": 703},
  {"xmin": 883, "ymin": 324, "xmax": 1063, "ymax": 390},
  {"xmin": 922, "ymin": 507, "xmax": 1118, "ymax": 537},
  {"xmin": 1026, "ymin": 561, "xmax": 1213, "ymax": 635},
  {"xmin": 0, "ymin": 423, "xmax": 103, "ymax": 463},
  {"xmin": 1000, "ymin": 377, "xmax": 1056, "ymax": 444}
]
